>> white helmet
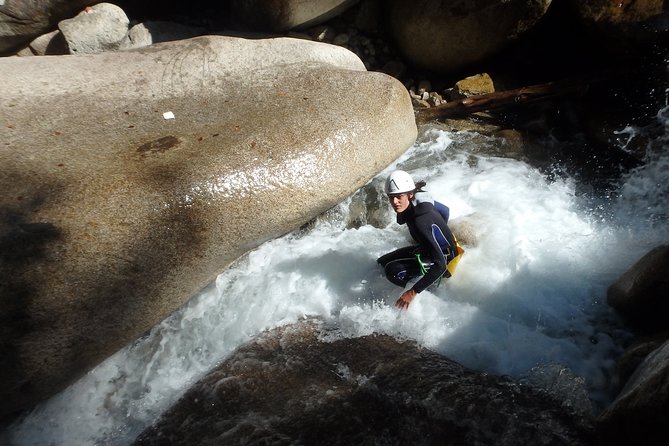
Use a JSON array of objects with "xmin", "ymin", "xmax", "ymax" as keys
[{"xmin": 385, "ymin": 170, "xmax": 415, "ymax": 195}]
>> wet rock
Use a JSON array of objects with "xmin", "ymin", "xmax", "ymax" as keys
[
  {"xmin": 521, "ymin": 363, "xmax": 594, "ymax": 415},
  {"xmin": 133, "ymin": 320, "xmax": 594, "ymax": 445},
  {"xmin": 616, "ymin": 333, "xmax": 669, "ymax": 386},
  {"xmin": 0, "ymin": 35, "xmax": 416, "ymax": 418},
  {"xmin": 607, "ymin": 245, "xmax": 669, "ymax": 331},
  {"xmin": 597, "ymin": 338, "xmax": 669, "ymax": 446},
  {"xmin": 493, "ymin": 129, "xmax": 525, "ymax": 156}
]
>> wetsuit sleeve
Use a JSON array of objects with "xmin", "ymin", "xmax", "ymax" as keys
[{"xmin": 411, "ymin": 221, "xmax": 448, "ymax": 294}]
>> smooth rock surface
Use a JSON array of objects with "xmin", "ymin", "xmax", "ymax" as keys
[
  {"xmin": 597, "ymin": 339, "xmax": 669, "ymax": 446},
  {"xmin": 386, "ymin": 0, "xmax": 552, "ymax": 73},
  {"xmin": 18, "ymin": 29, "xmax": 68, "ymax": 56},
  {"xmin": 58, "ymin": 2, "xmax": 129, "ymax": 54},
  {"xmin": 120, "ymin": 21, "xmax": 205, "ymax": 50},
  {"xmin": 228, "ymin": 0, "xmax": 359, "ymax": 32},
  {"xmin": 607, "ymin": 244, "xmax": 669, "ymax": 330},
  {"xmin": 0, "ymin": 35, "xmax": 417, "ymax": 418}
]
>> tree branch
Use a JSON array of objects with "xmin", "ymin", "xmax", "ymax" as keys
[{"xmin": 415, "ymin": 74, "xmax": 607, "ymax": 123}]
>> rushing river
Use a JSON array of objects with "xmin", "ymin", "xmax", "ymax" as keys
[{"xmin": 5, "ymin": 110, "xmax": 669, "ymax": 444}]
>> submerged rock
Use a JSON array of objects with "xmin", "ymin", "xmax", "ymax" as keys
[
  {"xmin": 134, "ymin": 320, "xmax": 594, "ymax": 445},
  {"xmin": 0, "ymin": 35, "xmax": 416, "ymax": 418}
]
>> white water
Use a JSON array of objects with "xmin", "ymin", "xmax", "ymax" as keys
[{"xmin": 5, "ymin": 123, "xmax": 668, "ymax": 446}]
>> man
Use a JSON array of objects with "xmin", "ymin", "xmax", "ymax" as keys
[{"xmin": 378, "ymin": 170, "xmax": 463, "ymax": 310}]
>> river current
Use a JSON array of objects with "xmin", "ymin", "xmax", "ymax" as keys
[{"xmin": 5, "ymin": 109, "xmax": 669, "ymax": 444}]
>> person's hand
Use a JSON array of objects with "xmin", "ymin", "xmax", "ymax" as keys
[{"xmin": 395, "ymin": 289, "xmax": 417, "ymax": 310}]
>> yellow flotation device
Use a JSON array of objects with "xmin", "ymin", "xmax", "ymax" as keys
[
  {"xmin": 415, "ymin": 237, "xmax": 464, "ymax": 284},
  {"xmin": 446, "ymin": 237, "xmax": 465, "ymax": 277}
]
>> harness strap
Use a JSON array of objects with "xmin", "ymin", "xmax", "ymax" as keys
[
  {"xmin": 415, "ymin": 253, "xmax": 444, "ymax": 287},
  {"xmin": 416, "ymin": 238, "xmax": 465, "ymax": 287}
]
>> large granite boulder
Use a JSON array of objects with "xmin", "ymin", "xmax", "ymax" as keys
[
  {"xmin": 133, "ymin": 320, "xmax": 594, "ymax": 445},
  {"xmin": 0, "ymin": 35, "xmax": 417, "ymax": 418},
  {"xmin": 0, "ymin": 0, "xmax": 96, "ymax": 54},
  {"xmin": 385, "ymin": 0, "xmax": 553, "ymax": 73}
]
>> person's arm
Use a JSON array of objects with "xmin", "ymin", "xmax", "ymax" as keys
[
  {"xmin": 411, "ymin": 225, "xmax": 448, "ymax": 295},
  {"xmin": 395, "ymin": 217, "xmax": 448, "ymax": 310}
]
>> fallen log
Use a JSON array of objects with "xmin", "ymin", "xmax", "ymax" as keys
[{"xmin": 415, "ymin": 74, "xmax": 605, "ymax": 123}]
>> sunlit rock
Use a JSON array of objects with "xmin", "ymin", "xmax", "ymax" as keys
[
  {"xmin": 58, "ymin": 2, "xmax": 129, "ymax": 54},
  {"xmin": 449, "ymin": 72, "xmax": 496, "ymax": 100},
  {"xmin": 0, "ymin": 35, "xmax": 416, "ymax": 418},
  {"xmin": 133, "ymin": 319, "xmax": 594, "ymax": 445}
]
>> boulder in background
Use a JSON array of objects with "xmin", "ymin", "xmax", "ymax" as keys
[
  {"xmin": 385, "ymin": 0, "xmax": 552, "ymax": 73},
  {"xmin": 0, "ymin": 0, "xmax": 96, "ymax": 54}
]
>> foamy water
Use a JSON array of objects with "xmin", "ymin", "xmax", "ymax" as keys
[{"xmin": 5, "ymin": 124, "xmax": 668, "ymax": 445}]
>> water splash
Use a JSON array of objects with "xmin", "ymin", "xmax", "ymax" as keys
[{"xmin": 5, "ymin": 126, "xmax": 668, "ymax": 446}]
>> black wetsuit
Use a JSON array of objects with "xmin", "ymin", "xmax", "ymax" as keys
[{"xmin": 377, "ymin": 197, "xmax": 457, "ymax": 293}]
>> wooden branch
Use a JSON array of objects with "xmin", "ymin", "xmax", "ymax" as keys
[{"xmin": 415, "ymin": 74, "xmax": 605, "ymax": 123}]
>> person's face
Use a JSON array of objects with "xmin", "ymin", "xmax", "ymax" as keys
[{"xmin": 388, "ymin": 193, "xmax": 411, "ymax": 213}]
